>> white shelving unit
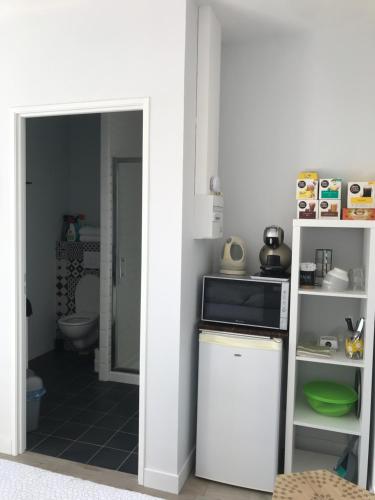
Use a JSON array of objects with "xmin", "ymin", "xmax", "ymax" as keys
[{"xmin": 285, "ymin": 219, "xmax": 375, "ymax": 488}]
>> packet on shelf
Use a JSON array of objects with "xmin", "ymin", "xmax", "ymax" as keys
[
  {"xmin": 342, "ymin": 208, "xmax": 375, "ymax": 220},
  {"xmin": 347, "ymin": 181, "xmax": 375, "ymax": 208},
  {"xmin": 318, "ymin": 200, "xmax": 341, "ymax": 219},
  {"xmin": 319, "ymin": 179, "xmax": 342, "ymax": 199},
  {"xmin": 296, "ymin": 172, "xmax": 319, "ymax": 200},
  {"xmin": 297, "ymin": 200, "xmax": 317, "ymax": 219}
]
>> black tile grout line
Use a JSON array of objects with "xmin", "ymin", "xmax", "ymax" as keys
[
  {"xmin": 30, "ymin": 377, "xmax": 117, "ymax": 450},
  {"xmin": 29, "ymin": 435, "xmax": 137, "ymax": 456},
  {"xmin": 29, "ymin": 376, "xmax": 139, "ymax": 461},
  {"xmin": 115, "ymin": 444, "xmax": 139, "ymax": 472},
  {"xmin": 41, "ymin": 376, "xmax": 138, "ymax": 426},
  {"xmin": 29, "ymin": 409, "xmax": 139, "ymax": 459},
  {"xmin": 34, "ymin": 381, "xmax": 139, "ymax": 456},
  {"xmin": 61, "ymin": 410, "xmax": 139, "ymax": 465}
]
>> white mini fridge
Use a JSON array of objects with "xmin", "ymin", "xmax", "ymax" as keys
[{"xmin": 196, "ymin": 330, "xmax": 283, "ymax": 492}]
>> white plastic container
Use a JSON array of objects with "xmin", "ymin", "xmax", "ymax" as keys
[{"xmin": 27, "ymin": 370, "xmax": 46, "ymax": 432}]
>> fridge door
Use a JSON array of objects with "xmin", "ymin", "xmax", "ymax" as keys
[{"xmin": 196, "ymin": 331, "xmax": 283, "ymax": 492}]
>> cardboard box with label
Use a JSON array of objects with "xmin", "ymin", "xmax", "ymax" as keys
[
  {"xmin": 342, "ymin": 208, "xmax": 375, "ymax": 220},
  {"xmin": 297, "ymin": 200, "xmax": 318, "ymax": 219},
  {"xmin": 347, "ymin": 181, "xmax": 375, "ymax": 208},
  {"xmin": 296, "ymin": 172, "xmax": 319, "ymax": 200},
  {"xmin": 319, "ymin": 178, "xmax": 342, "ymax": 199},
  {"xmin": 319, "ymin": 199, "xmax": 341, "ymax": 219}
]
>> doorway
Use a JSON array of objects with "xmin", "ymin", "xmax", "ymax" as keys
[{"xmin": 14, "ymin": 100, "xmax": 149, "ymax": 484}]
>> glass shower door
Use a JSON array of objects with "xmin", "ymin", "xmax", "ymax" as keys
[{"xmin": 112, "ymin": 159, "xmax": 142, "ymax": 373}]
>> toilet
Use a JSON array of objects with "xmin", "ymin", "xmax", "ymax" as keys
[{"xmin": 58, "ymin": 274, "xmax": 99, "ymax": 350}]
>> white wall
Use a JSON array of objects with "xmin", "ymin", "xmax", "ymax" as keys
[
  {"xmin": 217, "ymin": 23, "xmax": 375, "ymax": 273},
  {"xmin": 178, "ymin": 0, "xmax": 213, "ymax": 480},
  {"xmin": 26, "ymin": 117, "xmax": 70, "ymax": 360},
  {"xmin": 68, "ymin": 114, "xmax": 101, "ymax": 227},
  {"xmin": 26, "ymin": 114, "xmax": 101, "ymax": 360},
  {"xmin": 0, "ymin": 0, "xmax": 191, "ymax": 493}
]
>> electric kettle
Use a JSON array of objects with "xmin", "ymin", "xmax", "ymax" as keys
[{"xmin": 220, "ymin": 236, "xmax": 247, "ymax": 275}]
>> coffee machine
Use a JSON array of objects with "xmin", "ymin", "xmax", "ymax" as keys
[{"xmin": 259, "ymin": 226, "xmax": 291, "ymax": 277}]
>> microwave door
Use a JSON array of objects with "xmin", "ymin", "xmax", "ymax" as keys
[{"xmin": 202, "ymin": 277, "xmax": 283, "ymax": 329}]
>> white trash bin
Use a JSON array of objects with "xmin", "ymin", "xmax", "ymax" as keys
[{"xmin": 27, "ymin": 370, "xmax": 46, "ymax": 432}]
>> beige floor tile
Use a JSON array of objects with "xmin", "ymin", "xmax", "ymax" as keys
[
  {"xmin": 203, "ymin": 480, "xmax": 271, "ymax": 500},
  {"xmin": 0, "ymin": 452, "xmax": 272, "ymax": 500}
]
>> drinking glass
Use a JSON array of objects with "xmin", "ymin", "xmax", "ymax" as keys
[
  {"xmin": 349, "ymin": 268, "xmax": 365, "ymax": 291},
  {"xmin": 315, "ymin": 249, "xmax": 333, "ymax": 283}
]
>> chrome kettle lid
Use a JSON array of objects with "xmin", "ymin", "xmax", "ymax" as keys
[{"xmin": 263, "ymin": 226, "xmax": 284, "ymax": 249}]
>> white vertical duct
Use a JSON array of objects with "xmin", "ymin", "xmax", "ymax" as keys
[
  {"xmin": 195, "ymin": 5, "xmax": 222, "ymax": 195},
  {"xmin": 194, "ymin": 5, "xmax": 223, "ymax": 239}
]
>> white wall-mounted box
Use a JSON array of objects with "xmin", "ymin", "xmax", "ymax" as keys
[
  {"xmin": 194, "ymin": 195, "xmax": 223, "ymax": 239},
  {"xmin": 195, "ymin": 5, "xmax": 222, "ymax": 195}
]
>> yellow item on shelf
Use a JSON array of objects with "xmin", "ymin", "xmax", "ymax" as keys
[
  {"xmin": 345, "ymin": 336, "xmax": 364, "ymax": 360},
  {"xmin": 296, "ymin": 172, "xmax": 319, "ymax": 200},
  {"xmin": 298, "ymin": 171, "xmax": 319, "ymax": 180}
]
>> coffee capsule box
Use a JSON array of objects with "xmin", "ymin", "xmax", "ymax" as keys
[
  {"xmin": 296, "ymin": 172, "xmax": 319, "ymax": 200},
  {"xmin": 347, "ymin": 181, "xmax": 375, "ymax": 208},
  {"xmin": 297, "ymin": 200, "xmax": 318, "ymax": 219},
  {"xmin": 342, "ymin": 208, "xmax": 375, "ymax": 220},
  {"xmin": 319, "ymin": 179, "xmax": 342, "ymax": 199},
  {"xmin": 318, "ymin": 199, "xmax": 341, "ymax": 220}
]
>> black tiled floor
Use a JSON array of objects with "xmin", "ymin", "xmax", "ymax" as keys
[
  {"xmin": 53, "ymin": 421, "xmax": 88, "ymax": 440},
  {"xmin": 60, "ymin": 442, "xmax": 100, "ymax": 464},
  {"xmin": 32, "ymin": 436, "xmax": 72, "ymax": 457},
  {"xmin": 119, "ymin": 453, "xmax": 138, "ymax": 475},
  {"xmin": 122, "ymin": 416, "xmax": 139, "ymax": 435},
  {"xmin": 48, "ymin": 405, "xmax": 81, "ymax": 422},
  {"xmin": 70, "ymin": 409, "xmax": 106, "ymax": 425},
  {"xmin": 95, "ymin": 413, "xmax": 127, "ymax": 431},
  {"xmin": 38, "ymin": 417, "xmax": 65, "ymax": 434},
  {"xmin": 88, "ymin": 447, "xmax": 129, "ymax": 470},
  {"xmin": 89, "ymin": 396, "xmax": 119, "ymax": 412},
  {"xmin": 106, "ymin": 431, "xmax": 138, "ymax": 452},
  {"xmin": 27, "ymin": 432, "xmax": 46, "ymax": 450},
  {"xmin": 110, "ymin": 401, "xmax": 138, "ymax": 418},
  {"xmin": 27, "ymin": 350, "xmax": 139, "ymax": 473},
  {"xmin": 79, "ymin": 426, "xmax": 116, "ymax": 446}
]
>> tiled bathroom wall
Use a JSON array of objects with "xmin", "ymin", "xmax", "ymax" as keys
[{"xmin": 56, "ymin": 241, "xmax": 100, "ymax": 331}]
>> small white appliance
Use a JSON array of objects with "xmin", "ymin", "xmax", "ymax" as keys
[
  {"xmin": 220, "ymin": 236, "xmax": 247, "ymax": 275},
  {"xmin": 58, "ymin": 274, "xmax": 99, "ymax": 350},
  {"xmin": 196, "ymin": 331, "xmax": 283, "ymax": 492}
]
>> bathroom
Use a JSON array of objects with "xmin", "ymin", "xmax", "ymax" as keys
[{"xmin": 25, "ymin": 111, "xmax": 144, "ymax": 474}]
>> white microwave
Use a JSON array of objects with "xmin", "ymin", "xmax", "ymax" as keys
[{"xmin": 201, "ymin": 274, "xmax": 290, "ymax": 331}]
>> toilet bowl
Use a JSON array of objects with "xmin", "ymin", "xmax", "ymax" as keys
[{"xmin": 58, "ymin": 274, "xmax": 99, "ymax": 350}]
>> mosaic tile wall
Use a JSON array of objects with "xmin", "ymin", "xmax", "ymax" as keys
[{"xmin": 56, "ymin": 241, "xmax": 100, "ymax": 333}]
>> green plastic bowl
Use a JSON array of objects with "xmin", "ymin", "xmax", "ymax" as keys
[{"xmin": 303, "ymin": 381, "xmax": 358, "ymax": 417}]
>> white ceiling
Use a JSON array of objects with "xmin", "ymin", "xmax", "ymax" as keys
[{"xmin": 197, "ymin": 0, "xmax": 375, "ymax": 42}]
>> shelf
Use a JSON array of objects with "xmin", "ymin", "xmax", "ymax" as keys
[
  {"xmin": 296, "ymin": 350, "xmax": 364, "ymax": 368},
  {"xmin": 294, "ymin": 219, "xmax": 375, "ymax": 229},
  {"xmin": 293, "ymin": 449, "xmax": 338, "ymax": 473},
  {"xmin": 298, "ymin": 288, "xmax": 367, "ymax": 299},
  {"xmin": 294, "ymin": 394, "xmax": 360, "ymax": 435}
]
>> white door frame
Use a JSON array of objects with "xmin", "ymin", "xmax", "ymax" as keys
[{"xmin": 12, "ymin": 98, "xmax": 150, "ymax": 485}]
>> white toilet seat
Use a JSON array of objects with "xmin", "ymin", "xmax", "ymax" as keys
[
  {"xmin": 58, "ymin": 312, "xmax": 98, "ymax": 327},
  {"xmin": 58, "ymin": 274, "xmax": 100, "ymax": 349}
]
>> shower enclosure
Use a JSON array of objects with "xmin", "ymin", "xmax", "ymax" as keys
[{"xmin": 112, "ymin": 158, "xmax": 142, "ymax": 373}]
